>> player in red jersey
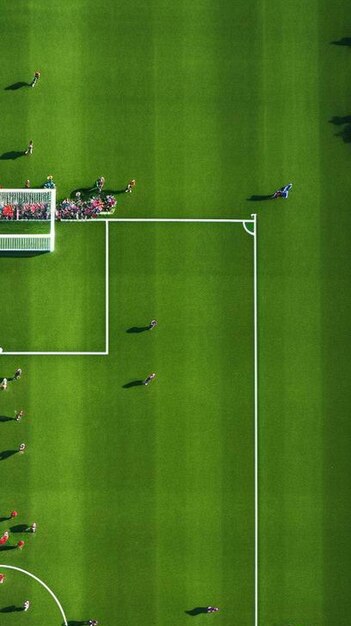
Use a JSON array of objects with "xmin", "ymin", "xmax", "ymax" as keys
[
  {"xmin": 17, "ymin": 540, "xmax": 25, "ymax": 550},
  {"xmin": 0, "ymin": 531, "xmax": 9, "ymax": 545}
]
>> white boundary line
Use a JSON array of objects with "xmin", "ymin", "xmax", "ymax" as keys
[
  {"xmin": 108, "ymin": 218, "xmax": 252, "ymax": 223},
  {"xmin": 105, "ymin": 220, "xmax": 109, "ymax": 354},
  {"xmin": 252, "ymin": 213, "xmax": 258, "ymax": 626},
  {"xmin": 0, "ymin": 564, "xmax": 68, "ymax": 625},
  {"xmin": 1, "ymin": 221, "xmax": 109, "ymax": 357},
  {"xmin": 242, "ymin": 214, "xmax": 258, "ymax": 626},
  {"xmin": 63, "ymin": 217, "xmax": 254, "ymax": 223}
]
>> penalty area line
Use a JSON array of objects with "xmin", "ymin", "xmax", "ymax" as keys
[
  {"xmin": 103, "ymin": 217, "xmax": 253, "ymax": 223},
  {"xmin": 0, "ymin": 351, "xmax": 108, "ymax": 356},
  {"xmin": 105, "ymin": 220, "xmax": 109, "ymax": 354},
  {"xmin": 61, "ymin": 217, "xmax": 254, "ymax": 223},
  {"xmin": 0, "ymin": 564, "xmax": 68, "ymax": 626}
]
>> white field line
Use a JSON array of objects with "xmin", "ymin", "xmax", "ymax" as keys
[
  {"xmin": 0, "ymin": 564, "xmax": 68, "ymax": 626},
  {"xmin": 252, "ymin": 213, "xmax": 258, "ymax": 626},
  {"xmin": 0, "ymin": 234, "xmax": 50, "ymax": 239},
  {"xmin": 1, "ymin": 351, "xmax": 108, "ymax": 356},
  {"xmin": 62, "ymin": 217, "xmax": 254, "ymax": 223},
  {"xmin": 105, "ymin": 220, "xmax": 109, "ymax": 354}
]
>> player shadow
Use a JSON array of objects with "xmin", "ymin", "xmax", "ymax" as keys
[
  {"xmin": 0, "ymin": 415, "xmax": 15, "ymax": 422},
  {"xmin": 66, "ymin": 621, "xmax": 91, "ymax": 625},
  {"xmin": 4, "ymin": 81, "xmax": 30, "ymax": 90},
  {"xmin": 0, "ymin": 151, "xmax": 24, "ymax": 160},
  {"xmin": 10, "ymin": 524, "xmax": 28, "ymax": 533},
  {"xmin": 0, "ymin": 545, "xmax": 17, "ymax": 551},
  {"xmin": 104, "ymin": 187, "xmax": 126, "ymax": 195},
  {"xmin": 331, "ymin": 37, "xmax": 351, "ymax": 46},
  {"xmin": 122, "ymin": 380, "xmax": 144, "ymax": 388},
  {"xmin": 0, "ymin": 516, "xmax": 12, "ymax": 522},
  {"xmin": 71, "ymin": 187, "xmax": 125, "ymax": 199},
  {"xmin": 0, "ymin": 150, "xmax": 24, "ymax": 161},
  {"xmin": 335, "ymin": 126, "xmax": 351, "ymax": 143},
  {"xmin": 0, "ymin": 449, "xmax": 18, "ymax": 461},
  {"xmin": 329, "ymin": 115, "xmax": 351, "ymax": 125},
  {"xmin": 126, "ymin": 326, "xmax": 150, "ymax": 333},
  {"xmin": 0, "ymin": 605, "xmax": 23, "ymax": 612},
  {"xmin": 185, "ymin": 608, "xmax": 209, "ymax": 616},
  {"xmin": 0, "ymin": 250, "xmax": 48, "ymax": 258},
  {"xmin": 329, "ymin": 115, "xmax": 351, "ymax": 142},
  {"xmin": 70, "ymin": 187, "xmax": 94, "ymax": 198},
  {"xmin": 247, "ymin": 194, "xmax": 272, "ymax": 201}
]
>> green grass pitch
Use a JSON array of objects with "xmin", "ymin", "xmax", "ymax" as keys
[
  {"xmin": 1, "ymin": 0, "xmax": 351, "ymax": 626},
  {"xmin": 0, "ymin": 222, "xmax": 254, "ymax": 626}
]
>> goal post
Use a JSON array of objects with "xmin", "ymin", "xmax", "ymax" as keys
[{"xmin": 0, "ymin": 188, "xmax": 56, "ymax": 251}]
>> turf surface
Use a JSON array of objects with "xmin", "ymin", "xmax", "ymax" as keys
[
  {"xmin": 0, "ymin": 0, "xmax": 351, "ymax": 625},
  {"xmin": 0, "ymin": 222, "xmax": 254, "ymax": 625}
]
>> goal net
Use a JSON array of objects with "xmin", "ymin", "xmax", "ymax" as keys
[{"xmin": 0, "ymin": 188, "xmax": 56, "ymax": 251}]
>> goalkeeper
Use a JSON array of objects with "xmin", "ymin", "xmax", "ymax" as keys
[{"xmin": 272, "ymin": 183, "xmax": 292, "ymax": 199}]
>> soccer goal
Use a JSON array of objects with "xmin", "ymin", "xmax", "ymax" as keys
[{"xmin": 0, "ymin": 188, "xmax": 56, "ymax": 251}]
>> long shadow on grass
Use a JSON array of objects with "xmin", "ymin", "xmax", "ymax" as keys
[
  {"xmin": 126, "ymin": 326, "xmax": 150, "ymax": 333},
  {"xmin": 122, "ymin": 380, "xmax": 144, "ymax": 388},
  {"xmin": 0, "ymin": 151, "xmax": 24, "ymax": 160},
  {"xmin": 104, "ymin": 188, "xmax": 126, "ymax": 195},
  {"xmin": 0, "ymin": 605, "xmax": 22, "ymax": 612},
  {"xmin": 0, "ymin": 450, "xmax": 17, "ymax": 461},
  {"xmin": 0, "ymin": 416, "xmax": 15, "ymax": 423},
  {"xmin": 331, "ymin": 37, "xmax": 351, "ymax": 46},
  {"xmin": 247, "ymin": 194, "xmax": 272, "ymax": 201},
  {"xmin": 185, "ymin": 608, "xmax": 209, "ymax": 616},
  {"xmin": 0, "ymin": 545, "xmax": 17, "ymax": 551},
  {"xmin": 329, "ymin": 115, "xmax": 351, "ymax": 125},
  {"xmin": 0, "ymin": 517, "xmax": 12, "ymax": 522},
  {"xmin": 4, "ymin": 82, "xmax": 30, "ymax": 90},
  {"xmin": 10, "ymin": 524, "xmax": 28, "ymax": 533},
  {"xmin": 67, "ymin": 621, "xmax": 90, "ymax": 625},
  {"xmin": 0, "ymin": 251, "xmax": 48, "ymax": 258},
  {"xmin": 329, "ymin": 116, "xmax": 351, "ymax": 143},
  {"xmin": 71, "ymin": 187, "xmax": 126, "ymax": 199}
]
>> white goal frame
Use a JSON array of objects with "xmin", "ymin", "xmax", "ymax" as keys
[{"xmin": 0, "ymin": 188, "xmax": 56, "ymax": 251}]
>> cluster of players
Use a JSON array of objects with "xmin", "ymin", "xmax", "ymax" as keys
[{"xmin": 0, "ymin": 512, "xmax": 36, "ymax": 554}]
